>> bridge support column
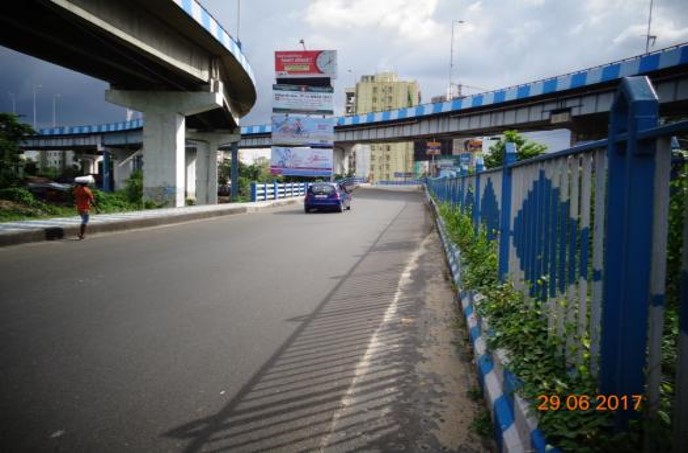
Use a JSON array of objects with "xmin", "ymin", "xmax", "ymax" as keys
[
  {"xmin": 185, "ymin": 148, "xmax": 197, "ymax": 202},
  {"xmin": 106, "ymin": 89, "xmax": 223, "ymax": 207},
  {"xmin": 333, "ymin": 143, "xmax": 355, "ymax": 178},
  {"xmin": 187, "ymin": 132, "xmax": 238, "ymax": 205},
  {"xmin": 111, "ymin": 149, "xmax": 140, "ymax": 192}
]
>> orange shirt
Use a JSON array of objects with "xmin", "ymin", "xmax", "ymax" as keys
[{"xmin": 74, "ymin": 185, "xmax": 94, "ymax": 212}]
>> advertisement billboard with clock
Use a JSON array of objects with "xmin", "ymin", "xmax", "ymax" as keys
[{"xmin": 275, "ymin": 50, "xmax": 337, "ymax": 79}]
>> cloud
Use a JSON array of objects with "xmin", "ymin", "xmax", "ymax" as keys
[
  {"xmin": 304, "ymin": 0, "xmax": 440, "ymax": 41},
  {"xmin": 2, "ymin": 0, "xmax": 686, "ymax": 128}
]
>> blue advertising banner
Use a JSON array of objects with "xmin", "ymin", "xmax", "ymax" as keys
[
  {"xmin": 271, "ymin": 114, "xmax": 334, "ymax": 147},
  {"xmin": 270, "ymin": 147, "xmax": 334, "ymax": 177}
]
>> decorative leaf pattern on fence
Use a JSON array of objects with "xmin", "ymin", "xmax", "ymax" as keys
[{"xmin": 512, "ymin": 171, "xmax": 590, "ymax": 296}]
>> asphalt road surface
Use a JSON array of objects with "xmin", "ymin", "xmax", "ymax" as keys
[{"xmin": 0, "ymin": 187, "xmax": 487, "ymax": 452}]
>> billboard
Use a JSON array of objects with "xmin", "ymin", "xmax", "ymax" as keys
[
  {"xmin": 275, "ymin": 50, "xmax": 337, "ymax": 79},
  {"xmin": 271, "ymin": 114, "xmax": 334, "ymax": 147},
  {"xmin": 414, "ymin": 138, "xmax": 453, "ymax": 161},
  {"xmin": 426, "ymin": 141, "xmax": 442, "ymax": 156},
  {"xmin": 270, "ymin": 147, "xmax": 333, "ymax": 177},
  {"xmin": 273, "ymin": 84, "xmax": 334, "ymax": 114}
]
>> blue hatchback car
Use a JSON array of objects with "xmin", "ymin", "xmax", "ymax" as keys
[{"xmin": 304, "ymin": 182, "xmax": 352, "ymax": 213}]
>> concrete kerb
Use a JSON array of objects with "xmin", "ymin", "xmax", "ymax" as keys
[
  {"xmin": 0, "ymin": 198, "xmax": 300, "ymax": 248},
  {"xmin": 426, "ymin": 192, "xmax": 557, "ymax": 453}
]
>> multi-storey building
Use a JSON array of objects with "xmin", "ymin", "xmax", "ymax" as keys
[{"xmin": 345, "ymin": 72, "xmax": 420, "ymax": 182}]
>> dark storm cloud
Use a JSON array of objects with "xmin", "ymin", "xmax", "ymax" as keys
[{"xmin": 0, "ymin": 47, "xmax": 127, "ymax": 129}]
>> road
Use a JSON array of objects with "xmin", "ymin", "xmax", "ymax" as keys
[{"xmin": 0, "ymin": 187, "xmax": 487, "ymax": 452}]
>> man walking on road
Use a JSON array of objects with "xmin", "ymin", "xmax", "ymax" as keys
[{"xmin": 73, "ymin": 179, "xmax": 96, "ymax": 240}]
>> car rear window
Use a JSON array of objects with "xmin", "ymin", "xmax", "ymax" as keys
[{"xmin": 310, "ymin": 184, "xmax": 336, "ymax": 195}]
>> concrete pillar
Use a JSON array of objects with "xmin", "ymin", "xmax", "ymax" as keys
[
  {"xmin": 195, "ymin": 141, "xmax": 212, "ymax": 204},
  {"xmin": 111, "ymin": 149, "xmax": 138, "ymax": 191},
  {"xmin": 106, "ymin": 89, "xmax": 223, "ymax": 207},
  {"xmin": 334, "ymin": 143, "xmax": 355, "ymax": 177},
  {"xmin": 187, "ymin": 132, "xmax": 239, "ymax": 205},
  {"xmin": 139, "ymin": 110, "xmax": 185, "ymax": 206},
  {"xmin": 185, "ymin": 147, "xmax": 197, "ymax": 203}
]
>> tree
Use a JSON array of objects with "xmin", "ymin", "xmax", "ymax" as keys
[
  {"xmin": 483, "ymin": 130, "xmax": 547, "ymax": 169},
  {"xmin": 0, "ymin": 113, "xmax": 35, "ymax": 188}
]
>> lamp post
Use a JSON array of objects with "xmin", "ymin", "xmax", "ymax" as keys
[
  {"xmin": 52, "ymin": 93, "xmax": 61, "ymax": 127},
  {"xmin": 236, "ymin": 0, "xmax": 241, "ymax": 49},
  {"xmin": 448, "ymin": 20, "xmax": 465, "ymax": 100},
  {"xmin": 645, "ymin": 0, "xmax": 656, "ymax": 53},
  {"xmin": 33, "ymin": 84, "xmax": 42, "ymax": 130}
]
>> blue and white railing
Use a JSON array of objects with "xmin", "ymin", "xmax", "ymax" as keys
[
  {"xmin": 427, "ymin": 76, "xmax": 688, "ymax": 451},
  {"xmin": 249, "ymin": 178, "xmax": 365, "ymax": 202},
  {"xmin": 172, "ymin": 0, "xmax": 255, "ymax": 85},
  {"xmin": 34, "ymin": 42, "xmax": 687, "ymax": 139},
  {"xmin": 250, "ymin": 182, "xmax": 308, "ymax": 202}
]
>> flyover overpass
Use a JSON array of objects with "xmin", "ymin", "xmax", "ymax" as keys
[
  {"xmin": 21, "ymin": 43, "xmax": 688, "ymax": 194},
  {"xmin": 241, "ymin": 42, "xmax": 688, "ymax": 147},
  {"xmin": 1, "ymin": 0, "xmax": 256, "ymax": 206}
]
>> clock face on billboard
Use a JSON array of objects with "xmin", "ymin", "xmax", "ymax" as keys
[
  {"xmin": 315, "ymin": 51, "xmax": 336, "ymax": 75},
  {"xmin": 274, "ymin": 50, "xmax": 337, "ymax": 79}
]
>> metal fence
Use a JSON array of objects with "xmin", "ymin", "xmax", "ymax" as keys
[
  {"xmin": 427, "ymin": 76, "xmax": 687, "ymax": 447},
  {"xmin": 250, "ymin": 182, "xmax": 308, "ymax": 202},
  {"xmin": 250, "ymin": 178, "xmax": 366, "ymax": 202}
]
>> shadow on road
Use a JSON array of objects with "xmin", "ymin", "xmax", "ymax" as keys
[{"xmin": 164, "ymin": 196, "xmax": 450, "ymax": 452}]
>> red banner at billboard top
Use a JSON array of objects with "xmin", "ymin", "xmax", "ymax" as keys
[{"xmin": 275, "ymin": 50, "xmax": 337, "ymax": 79}]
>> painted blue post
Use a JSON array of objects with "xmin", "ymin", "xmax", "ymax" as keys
[
  {"xmin": 474, "ymin": 157, "xmax": 485, "ymax": 231},
  {"xmin": 231, "ymin": 142, "xmax": 239, "ymax": 202},
  {"xmin": 476, "ymin": 156, "xmax": 485, "ymax": 173},
  {"xmin": 600, "ymin": 76, "xmax": 659, "ymax": 431},
  {"xmin": 273, "ymin": 181, "xmax": 279, "ymax": 200},
  {"xmin": 250, "ymin": 182, "xmax": 257, "ymax": 202},
  {"xmin": 473, "ymin": 172, "xmax": 481, "ymax": 231},
  {"xmin": 102, "ymin": 149, "xmax": 111, "ymax": 192},
  {"xmin": 498, "ymin": 142, "xmax": 517, "ymax": 281}
]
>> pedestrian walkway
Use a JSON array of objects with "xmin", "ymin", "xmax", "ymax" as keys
[{"xmin": 0, "ymin": 198, "xmax": 300, "ymax": 247}]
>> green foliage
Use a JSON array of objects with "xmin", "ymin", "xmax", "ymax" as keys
[
  {"xmin": 484, "ymin": 130, "xmax": 547, "ymax": 169},
  {"xmin": 0, "ymin": 113, "xmax": 36, "ymax": 188},
  {"xmin": 666, "ymin": 161, "xmax": 686, "ymax": 310},
  {"xmin": 0, "ymin": 187, "xmax": 37, "ymax": 206},
  {"xmin": 0, "ymin": 186, "xmax": 72, "ymax": 220},
  {"xmin": 218, "ymin": 157, "xmax": 283, "ymax": 202},
  {"xmin": 471, "ymin": 409, "xmax": 494, "ymax": 438},
  {"xmin": 124, "ymin": 170, "xmax": 143, "ymax": 204},
  {"xmin": 438, "ymin": 202, "xmax": 498, "ymax": 291},
  {"xmin": 437, "ymin": 202, "xmax": 619, "ymax": 451},
  {"xmin": 238, "ymin": 160, "xmax": 277, "ymax": 201},
  {"xmin": 92, "ymin": 189, "xmax": 141, "ymax": 213},
  {"xmin": 218, "ymin": 158, "xmax": 231, "ymax": 186},
  {"xmin": 653, "ymin": 158, "xmax": 687, "ymax": 445}
]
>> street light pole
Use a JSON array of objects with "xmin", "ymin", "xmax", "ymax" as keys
[
  {"xmin": 448, "ymin": 20, "xmax": 465, "ymax": 100},
  {"xmin": 645, "ymin": 0, "xmax": 656, "ymax": 53},
  {"xmin": 52, "ymin": 93, "xmax": 61, "ymax": 127},
  {"xmin": 33, "ymin": 84, "xmax": 41, "ymax": 130},
  {"xmin": 236, "ymin": 0, "xmax": 241, "ymax": 49}
]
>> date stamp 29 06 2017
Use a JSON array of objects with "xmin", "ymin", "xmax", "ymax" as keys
[{"xmin": 536, "ymin": 394, "xmax": 644, "ymax": 412}]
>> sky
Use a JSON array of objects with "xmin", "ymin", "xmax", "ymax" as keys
[{"xmin": 1, "ymin": 0, "xmax": 687, "ymax": 130}]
